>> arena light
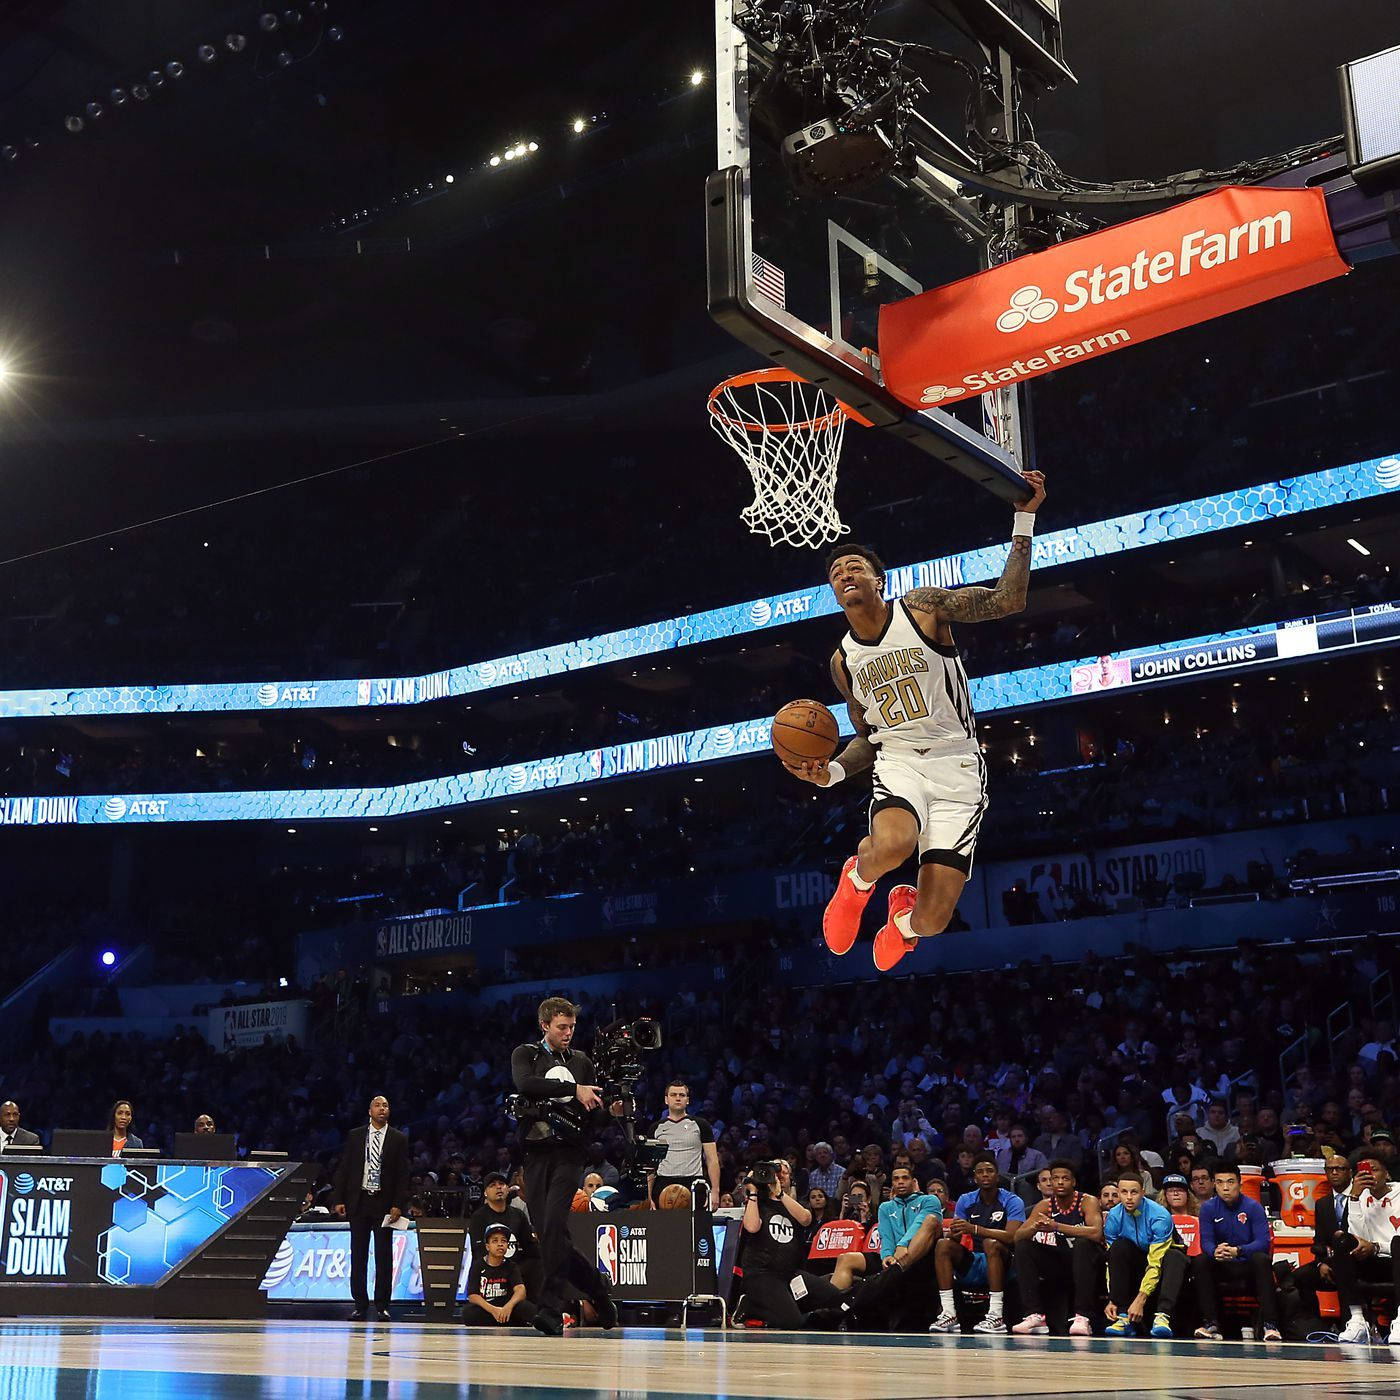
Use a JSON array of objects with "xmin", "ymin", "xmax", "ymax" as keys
[
  {"xmin": 1347, "ymin": 537, "xmax": 1372, "ymax": 555},
  {"xmin": 690, "ymin": 69, "xmax": 705, "ymax": 86},
  {"xmin": 572, "ymin": 117, "xmax": 586, "ymax": 133},
  {"xmin": 444, "ymin": 173, "xmax": 454, "ymax": 183},
  {"xmin": 489, "ymin": 155, "xmax": 500, "ymax": 166},
  {"xmin": 100, "ymin": 950, "xmax": 117, "ymax": 967}
]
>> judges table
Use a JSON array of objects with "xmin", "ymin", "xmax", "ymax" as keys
[{"xmin": 0, "ymin": 1154, "xmax": 312, "ymax": 1318}]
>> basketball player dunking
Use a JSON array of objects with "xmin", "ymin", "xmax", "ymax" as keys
[{"xmin": 786, "ymin": 471, "xmax": 1046, "ymax": 971}]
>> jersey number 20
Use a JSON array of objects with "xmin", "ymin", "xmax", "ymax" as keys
[{"xmin": 871, "ymin": 677, "xmax": 930, "ymax": 728}]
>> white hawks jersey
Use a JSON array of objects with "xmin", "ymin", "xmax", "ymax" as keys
[{"xmin": 837, "ymin": 600, "xmax": 978, "ymax": 756}]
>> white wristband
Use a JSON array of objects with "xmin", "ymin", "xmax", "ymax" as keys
[
  {"xmin": 824, "ymin": 761, "xmax": 846, "ymax": 787},
  {"xmin": 1012, "ymin": 511, "xmax": 1036, "ymax": 539}
]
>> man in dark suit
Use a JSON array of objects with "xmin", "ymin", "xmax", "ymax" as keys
[
  {"xmin": 0, "ymin": 1101, "xmax": 41, "ymax": 1153},
  {"xmin": 1291, "ymin": 1156, "xmax": 1362, "ymax": 1336},
  {"xmin": 332, "ymin": 1095, "xmax": 410, "ymax": 1321}
]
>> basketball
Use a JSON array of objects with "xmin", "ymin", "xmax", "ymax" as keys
[
  {"xmin": 657, "ymin": 1183, "xmax": 692, "ymax": 1210},
  {"xmin": 772, "ymin": 698, "xmax": 839, "ymax": 767},
  {"xmin": 570, "ymin": 1189, "xmax": 589, "ymax": 1213}
]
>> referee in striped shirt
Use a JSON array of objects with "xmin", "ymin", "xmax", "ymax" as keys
[{"xmin": 648, "ymin": 1080, "xmax": 720, "ymax": 1205}]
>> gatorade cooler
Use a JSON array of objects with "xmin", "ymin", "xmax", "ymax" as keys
[
  {"xmin": 1271, "ymin": 1159, "xmax": 1327, "ymax": 1229},
  {"xmin": 1238, "ymin": 1163, "xmax": 1266, "ymax": 1208}
]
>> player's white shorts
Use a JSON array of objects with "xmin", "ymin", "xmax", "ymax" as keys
[{"xmin": 869, "ymin": 746, "xmax": 988, "ymax": 874}]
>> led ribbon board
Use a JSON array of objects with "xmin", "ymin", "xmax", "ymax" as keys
[
  {"xmin": 0, "ymin": 456, "xmax": 1395, "ymax": 720},
  {"xmin": 1, "ymin": 602, "xmax": 1394, "ymax": 826}
]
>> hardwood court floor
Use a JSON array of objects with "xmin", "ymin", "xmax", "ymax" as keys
[{"xmin": 0, "ymin": 1320, "xmax": 1395, "ymax": 1399}]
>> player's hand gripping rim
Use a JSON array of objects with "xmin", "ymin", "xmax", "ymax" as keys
[{"xmin": 1015, "ymin": 469, "xmax": 1046, "ymax": 513}]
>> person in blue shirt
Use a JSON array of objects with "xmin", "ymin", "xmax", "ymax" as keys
[
  {"xmin": 1102, "ymin": 1172, "xmax": 1186, "ymax": 1338},
  {"xmin": 931, "ymin": 1151, "xmax": 1026, "ymax": 1334},
  {"xmin": 1192, "ymin": 1160, "xmax": 1281, "ymax": 1341}
]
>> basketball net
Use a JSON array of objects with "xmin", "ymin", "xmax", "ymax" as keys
[{"xmin": 707, "ymin": 368, "xmax": 858, "ymax": 549}]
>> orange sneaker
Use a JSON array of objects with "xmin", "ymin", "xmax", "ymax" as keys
[
  {"xmin": 873, "ymin": 885, "xmax": 919, "ymax": 972},
  {"xmin": 823, "ymin": 855, "xmax": 874, "ymax": 955}
]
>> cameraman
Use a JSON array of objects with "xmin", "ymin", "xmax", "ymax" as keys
[
  {"xmin": 510, "ymin": 997, "xmax": 623, "ymax": 1333},
  {"xmin": 740, "ymin": 1162, "xmax": 843, "ymax": 1328}
]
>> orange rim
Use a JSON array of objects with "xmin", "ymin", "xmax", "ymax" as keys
[{"xmin": 708, "ymin": 367, "xmax": 874, "ymax": 432}]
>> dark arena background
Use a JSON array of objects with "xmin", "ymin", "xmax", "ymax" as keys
[{"xmin": 0, "ymin": 2, "xmax": 1399, "ymax": 1396}]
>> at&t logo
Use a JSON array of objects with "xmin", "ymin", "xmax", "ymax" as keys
[
  {"xmin": 749, "ymin": 600, "xmax": 772, "ymax": 626},
  {"xmin": 14, "ymin": 1173, "xmax": 35, "ymax": 1195},
  {"xmin": 262, "ymin": 1239, "xmax": 295, "ymax": 1289},
  {"xmin": 104, "ymin": 797, "xmax": 128, "ymax": 821},
  {"xmin": 1376, "ymin": 458, "xmax": 1400, "ymax": 490},
  {"xmin": 996, "ymin": 285, "xmax": 1060, "ymax": 333},
  {"xmin": 256, "ymin": 683, "xmax": 279, "ymax": 707}
]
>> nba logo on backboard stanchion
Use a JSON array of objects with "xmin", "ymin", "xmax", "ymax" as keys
[{"xmin": 596, "ymin": 1224, "xmax": 618, "ymax": 1285}]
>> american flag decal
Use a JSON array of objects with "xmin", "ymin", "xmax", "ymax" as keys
[{"xmin": 751, "ymin": 253, "xmax": 786, "ymax": 309}]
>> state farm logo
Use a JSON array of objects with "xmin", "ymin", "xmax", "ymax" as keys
[
  {"xmin": 749, "ymin": 600, "xmax": 772, "ymax": 626},
  {"xmin": 996, "ymin": 285, "xmax": 1059, "ymax": 333},
  {"xmin": 1376, "ymin": 458, "xmax": 1400, "ymax": 490},
  {"xmin": 919, "ymin": 384, "xmax": 966, "ymax": 404}
]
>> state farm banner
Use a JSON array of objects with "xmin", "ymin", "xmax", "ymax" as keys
[{"xmin": 879, "ymin": 186, "xmax": 1348, "ymax": 408}]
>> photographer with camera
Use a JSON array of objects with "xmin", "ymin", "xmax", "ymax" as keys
[
  {"xmin": 738, "ymin": 1161, "xmax": 844, "ymax": 1328},
  {"xmin": 510, "ymin": 997, "xmax": 624, "ymax": 1335}
]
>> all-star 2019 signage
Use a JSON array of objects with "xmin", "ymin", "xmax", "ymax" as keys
[{"xmin": 879, "ymin": 186, "xmax": 1349, "ymax": 407}]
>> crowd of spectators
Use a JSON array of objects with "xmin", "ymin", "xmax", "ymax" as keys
[{"xmin": 3, "ymin": 934, "xmax": 1396, "ymax": 1211}]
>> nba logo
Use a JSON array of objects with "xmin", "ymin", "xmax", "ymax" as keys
[
  {"xmin": 596, "ymin": 1224, "xmax": 618, "ymax": 1285},
  {"xmin": 357, "ymin": 679, "xmax": 371, "ymax": 706}
]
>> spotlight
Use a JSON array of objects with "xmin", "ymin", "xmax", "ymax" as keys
[
  {"xmin": 24, "ymin": 135, "xmax": 38, "ymax": 148},
  {"xmin": 283, "ymin": 8, "xmax": 303, "ymax": 25},
  {"xmin": 444, "ymin": 173, "xmax": 454, "ymax": 183},
  {"xmin": 147, "ymin": 69, "xmax": 165, "ymax": 88},
  {"xmin": 85, "ymin": 101, "xmax": 104, "ymax": 120},
  {"xmin": 132, "ymin": 84, "xmax": 151, "ymax": 101},
  {"xmin": 489, "ymin": 154, "xmax": 500, "ymax": 166},
  {"xmin": 100, "ymin": 950, "xmax": 117, "ymax": 967},
  {"xmin": 259, "ymin": 12, "xmax": 279, "ymax": 31},
  {"xmin": 275, "ymin": 49, "xmax": 293, "ymax": 67},
  {"xmin": 528, "ymin": 140, "xmax": 538, "ymax": 152},
  {"xmin": 515, "ymin": 143, "xmax": 527, "ymax": 157},
  {"xmin": 503, "ymin": 148, "xmax": 514, "ymax": 160},
  {"xmin": 572, "ymin": 117, "xmax": 586, "ymax": 133},
  {"xmin": 225, "ymin": 33, "xmax": 247, "ymax": 53},
  {"xmin": 165, "ymin": 60, "xmax": 185, "ymax": 79},
  {"xmin": 309, "ymin": 0, "xmax": 328, "ymax": 12},
  {"xmin": 197, "ymin": 43, "xmax": 218, "ymax": 64},
  {"xmin": 64, "ymin": 115, "xmax": 83, "ymax": 134},
  {"xmin": 327, "ymin": 25, "xmax": 343, "ymax": 41},
  {"xmin": 1, "ymin": 145, "xmax": 16, "ymax": 162},
  {"xmin": 109, "ymin": 88, "xmax": 128, "ymax": 106},
  {"xmin": 690, "ymin": 69, "xmax": 705, "ymax": 85}
]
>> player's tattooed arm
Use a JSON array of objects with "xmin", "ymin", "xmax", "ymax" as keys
[
  {"xmin": 905, "ymin": 468, "xmax": 1044, "ymax": 624},
  {"xmin": 903, "ymin": 538, "xmax": 1031, "ymax": 624}
]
